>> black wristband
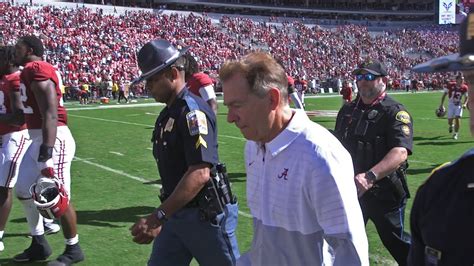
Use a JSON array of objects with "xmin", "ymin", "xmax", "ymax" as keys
[{"xmin": 38, "ymin": 144, "xmax": 53, "ymax": 162}]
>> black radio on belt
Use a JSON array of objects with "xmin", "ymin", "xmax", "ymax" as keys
[
  {"xmin": 159, "ymin": 163, "xmax": 237, "ymax": 221},
  {"xmin": 198, "ymin": 163, "xmax": 237, "ymax": 220}
]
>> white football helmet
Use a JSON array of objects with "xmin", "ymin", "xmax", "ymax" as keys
[{"xmin": 30, "ymin": 177, "xmax": 69, "ymax": 219}]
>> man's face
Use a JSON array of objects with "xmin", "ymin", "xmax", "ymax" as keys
[
  {"xmin": 145, "ymin": 69, "xmax": 174, "ymax": 104},
  {"xmin": 14, "ymin": 40, "xmax": 29, "ymax": 66},
  {"xmin": 356, "ymin": 71, "xmax": 384, "ymax": 99},
  {"xmin": 223, "ymin": 72, "xmax": 272, "ymax": 142}
]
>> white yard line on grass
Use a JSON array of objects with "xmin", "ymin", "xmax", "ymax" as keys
[
  {"xmin": 109, "ymin": 151, "xmax": 124, "ymax": 156},
  {"xmin": 74, "ymin": 156, "xmax": 252, "ymax": 218}
]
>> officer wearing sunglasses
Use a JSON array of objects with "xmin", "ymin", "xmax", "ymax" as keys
[{"xmin": 334, "ymin": 59, "xmax": 413, "ymax": 266}]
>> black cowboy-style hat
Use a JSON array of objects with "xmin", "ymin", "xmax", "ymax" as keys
[
  {"xmin": 134, "ymin": 39, "xmax": 190, "ymax": 83},
  {"xmin": 412, "ymin": 11, "xmax": 474, "ymax": 73},
  {"xmin": 352, "ymin": 59, "xmax": 388, "ymax": 76}
]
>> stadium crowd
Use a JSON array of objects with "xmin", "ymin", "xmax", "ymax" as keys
[{"xmin": 0, "ymin": 2, "xmax": 461, "ymax": 98}]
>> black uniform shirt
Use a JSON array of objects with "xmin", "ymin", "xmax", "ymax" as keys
[
  {"xmin": 408, "ymin": 148, "xmax": 474, "ymax": 266},
  {"xmin": 152, "ymin": 88, "xmax": 218, "ymax": 195},
  {"xmin": 335, "ymin": 94, "xmax": 413, "ymax": 173}
]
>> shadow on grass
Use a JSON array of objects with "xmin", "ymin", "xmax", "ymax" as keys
[
  {"xmin": 0, "ymin": 259, "xmax": 48, "ymax": 265},
  {"xmin": 407, "ymin": 166, "xmax": 439, "ymax": 176},
  {"xmin": 227, "ymin": 172, "xmax": 246, "ymax": 183},
  {"xmin": 10, "ymin": 206, "xmax": 156, "ymax": 228},
  {"xmin": 142, "ymin": 173, "xmax": 246, "ymax": 184},
  {"xmin": 413, "ymin": 136, "xmax": 445, "ymax": 141},
  {"xmin": 417, "ymin": 140, "xmax": 473, "ymax": 146},
  {"xmin": 143, "ymin": 179, "xmax": 162, "ymax": 185}
]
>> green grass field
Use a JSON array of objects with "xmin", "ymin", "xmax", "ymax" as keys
[{"xmin": 0, "ymin": 91, "xmax": 472, "ymax": 265}]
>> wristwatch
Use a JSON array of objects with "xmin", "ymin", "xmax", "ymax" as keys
[
  {"xmin": 155, "ymin": 208, "xmax": 168, "ymax": 224},
  {"xmin": 365, "ymin": 170, "xmax": 377, "ymax": 182}
]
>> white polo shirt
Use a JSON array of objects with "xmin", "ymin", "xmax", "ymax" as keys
[{"xmin": 238, "ymin": 109, "xmax": 369, "ymax": 266}]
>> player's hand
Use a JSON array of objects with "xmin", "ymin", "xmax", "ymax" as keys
[
  {"xmin": 130, "ymin": 213, "xmax": 162, "ymax": 244},
  {"xmin": 354, "ymin": 173, "xmax": 374, "ymax": 197},
  {"xmin": 439, "ymin": 105, "xmax": 445, "ymax": 111},
  {"xmin": 463, "ymin": 103, "xmax": 467, "ymax": 109},
  {"xmin": 39, "ymin": 158, "xmax": 55, "ymax": 178}
]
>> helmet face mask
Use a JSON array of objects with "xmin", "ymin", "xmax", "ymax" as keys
[{"xmin": 31, "ymin": 177, "xmax": 69, "ymax": 219}]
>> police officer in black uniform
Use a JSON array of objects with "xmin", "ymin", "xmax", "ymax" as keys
[
  {"xmin": 130, "ymin": 39, "xmax": 239, "ymax": 266},
  {"xmin": 334, "ymin": 59, "xmax": 412, "ymax": 266},
  {"xmin": 409, "ymin": 11, "xmax": 474, "ymax": 266}
]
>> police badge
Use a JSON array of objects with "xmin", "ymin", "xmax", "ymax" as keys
[{"xmin": 367, "ymin": 110, "xmax": 378, "ymax": 120}]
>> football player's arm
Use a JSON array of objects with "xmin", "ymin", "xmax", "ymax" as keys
[
  {"xmin": 31, "ymin": 79, "xmax": 58, "ymax": 148},
  {"xmin": 439, "ymin": 91, "xmax": 447, "ymax": 107},
  {"xmin": 199, "ymin": 85, "xmax": 218, "ymax": 115},
  {"xmin": 0, "ymin": 90, "xmax": 24, "ymax": 125},
  {"xmin": 31, "ymin": 79, "xmax": 58, "ymax": 177},
  {"xmin": 462, "ymin": 89, "xmax": 468, "ymax": 107}
]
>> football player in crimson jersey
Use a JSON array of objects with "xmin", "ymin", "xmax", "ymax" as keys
[
  {"xmin": 439, "ymin": 74, "xmax": 469, "ymax": 139},
  {"xmin": 184, "ymin": 54, "xmax": 218, "ymax": 115},
  {"xmin": 13, "ymin": 36, "xmax": 84, "ymax": 264},
  {"xmin": 0, "ymin": 46, "xmax": 29, "ymax": 252},
  {"xmin": 294, "ymin": 75, "xmax": 308, "ymax": 108}
]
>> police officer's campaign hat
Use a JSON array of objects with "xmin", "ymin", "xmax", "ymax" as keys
[
  {"xmin": 134, "ymin": 39, "xmax": 190, "ymax": 83},
  {"xmin": 352, "ymin": 59, "xmax": 388, "ymax": 76},
  {"xmin": 412, "ymin": 11, "xmax": 474, "ymax": 73}
]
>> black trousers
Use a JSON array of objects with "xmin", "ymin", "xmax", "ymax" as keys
[{"xmin": 360, "ymin": 180, "xmax": 411, "ymax": 266}]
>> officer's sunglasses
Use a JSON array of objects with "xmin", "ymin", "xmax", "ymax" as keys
[{"xmin": 355, "ymin": 73, "xmax": 380, "ymax": 81}]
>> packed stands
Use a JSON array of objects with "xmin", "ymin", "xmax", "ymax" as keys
[{"xmin": 0, "ymin": 1, "xmax": 460, "ymax": 96}]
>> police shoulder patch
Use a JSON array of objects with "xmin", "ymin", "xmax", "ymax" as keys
[
  {"xmin": 396, "ymin": 111, "xmax": 411, "ymax": 124},
  {"xmin": 186, "ymin": 110, "xmax": 208, "ymax": 136}
]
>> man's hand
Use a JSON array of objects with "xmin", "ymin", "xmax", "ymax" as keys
[
  {"xmin": 130, "ymin": 212, "xmax": 162, "ymax": 244},
  {"xmin": 39, "ymin": 159, "xmax": 55, "ymax": 177},
  {"xmin": 354, "ymin": 173, "xmax": 375, "ymax": 197}
]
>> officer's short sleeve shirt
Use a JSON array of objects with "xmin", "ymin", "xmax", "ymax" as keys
[{"xmin": 152, "ymin": 88, "xmax": 219, "ymax": 193}]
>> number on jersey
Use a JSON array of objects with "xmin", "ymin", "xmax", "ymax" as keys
[{"xmin": 19, "ymin": 83, "xmax": 33, "ymax": 114}]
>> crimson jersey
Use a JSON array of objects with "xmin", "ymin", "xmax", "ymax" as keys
[
  {"xmin": 187, "ymin": 72, "xmax": 213, "ymax": 97},
  {"xmin": 0, "ymin": 71, "xmax": 26, "ymax": 134},
  {"xmin": 294, "ymin": 79, "xmax": 307, "ymax": 93},
  {"xmin": 446, "ymin": 82, "xmax": 468, "ymax": 106},
  {"xmin": 20, "ymin": 61, "xmax": 67, "ymax": 129},
  {"xmin": 340, "ymin": 85, "xmax": 352, "ymax": 101}
]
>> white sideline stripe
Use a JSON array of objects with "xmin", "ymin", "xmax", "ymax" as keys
[
  {"xmin": 73, "ymin": 156, "xmax": 253, "ymax": 218},
  {"xmin": 67, "ymin": 102, "xmax": 164, "ymax": 111},
  {"xmin": 68, "ymin": 114, "xmax": 246, "ymax": 141},
  {"xmin": 69, "ymin": 114, "xmax": 151, "ymax": 127},
  {"xmin": 411, "ymin": 160, "xmax": 437, "ymax": 165},
  {"xmin": 74, "ymin": 156, "xmax": 160, "ymax": 188},
  {"xmin": 109, "ymin": 151, "xmax": 124, "ymax": 156}
]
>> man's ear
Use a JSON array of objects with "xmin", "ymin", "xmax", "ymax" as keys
[{"xmin": 268, "ymin": 87, "xmax": 281, "ymax": 110}]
